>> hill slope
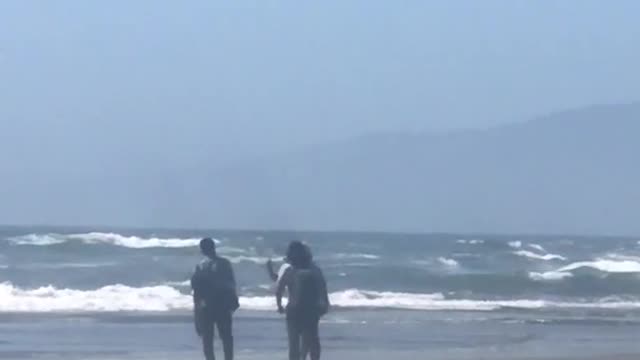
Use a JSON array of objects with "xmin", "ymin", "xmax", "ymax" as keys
[
  {"xmin": 2, "ymin": 103, "xmax": 639, "ymax": 235},
  {"xmin": 199, "ymin": 103, "xmax": 640, "ymax": 235}
]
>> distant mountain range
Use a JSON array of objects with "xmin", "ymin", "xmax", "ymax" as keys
[
  {"xmin": 194, "ymin": 103, "xmax": 640, "ymax": 235},
  {"xmin": 3, "ymin": 103, "xmax": 640, "ymax": 235}
]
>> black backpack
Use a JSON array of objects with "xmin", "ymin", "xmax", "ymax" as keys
[{"xmin": 289, "ymin": 267, "xmax": 327, "ymax": 316}]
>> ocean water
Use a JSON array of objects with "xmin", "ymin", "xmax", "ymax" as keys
[{"xmin": 1, "ymin": 226, "xmax": 640, "ymax": 359}]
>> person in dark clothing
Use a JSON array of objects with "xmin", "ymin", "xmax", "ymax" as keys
[
  {"xmin": 191, "ymin": 238, "xmax": 239, "ymax": 360},
  {"xmin": 276, "ymin": 241, "xmax": 329, "ymax": 360},
  {"xmin": 265, "ymin": 243, "xmax": 312, "ymax": 283}
]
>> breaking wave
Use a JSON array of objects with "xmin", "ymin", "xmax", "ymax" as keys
[
  {"xmin": 514, "ymin": 250, "xmax": 567, "ymax": 261},
  {"xmin": 456, "ymin": 239, "xmax": 484, "ymax": 245},
  {"xmin": 1, "ymin": 283, "xmax": 639, "ymax": 313},
  {"xmin": 332, "ymin": 253, "xmax": 380, "ymax": 260},
  {"xmin": 528, "ymin": 271, "xmax": 573, "ymax": 281},
  {"xmin": 557, "ymin": 259, "xmax": 640, "ymax": 273},
  {"xmin": 437, "ymin": 257, "xmax": 459, "ymax": 267},
  {"xmin": 0, "ymin": 282, "xmax": 191, "ymax": 312},
  {"xmin": 508, "ymin": 241, "xmax": 522, "ymax": 248},
  {"xmin": 529, "ymin": 258, "xmax": 640, "ymax": 281},
  {"xmin": 8, "ymin": 233, "xmax": 207, "ymax": 249},
  {"xmin": 528, "ymin": 244, "xmax": 546, "ymax": 252},
  {"xmin": 8, "ymin": 234, "xmax": 67, "ymax": 246},
  {"xmin": 227, "ymin": 255, "xmax": 272, "ymax": 264}
]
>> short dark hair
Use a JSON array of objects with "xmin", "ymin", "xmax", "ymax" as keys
[{"xmin": 200, "ymin": 238, "xmax": 216, "ymax": 255}]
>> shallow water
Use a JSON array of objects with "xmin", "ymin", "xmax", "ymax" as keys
[
  {"xmin": 1, "ymin": 226, "xmax": 640, "ymax": 358},
  {"xmin": 1, "ymin": 310, "xmax": 639, "ymax": 359}
]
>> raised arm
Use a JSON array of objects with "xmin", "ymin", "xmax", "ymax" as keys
[
  {"xmin": 266, "ymin": 259, "xmax": 278, "ymax": 282},
  {"xmin": 276, "ymin": 266, "xmax": 290, "ymax": 313}
]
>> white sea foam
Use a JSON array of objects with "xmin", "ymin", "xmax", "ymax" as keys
[
  {"xmin": 165, "ymin": 280, "xmax": 191, "ymax": 287},
  {"xmin": 9, "ymin": 233, "xmax": 208, "ymax": 249},
  {"xmin": 8, "ymin": 234, "xmax": 67, "ymax": 246},
  {"xmin": 332, "ymin": 253, "xmax": 380, "ymax": 260},
  {"xmin": 508, "ymin": 241, "xmax": 522, "ymax": 248},
  {"xmin": 605, "ymin": 254, "xmax": 640, "ymax": 262},
  {"xmin": 437, "ymin": 257, "xmax": 459, "ymax": 267},
  {"xmin": 557, "ymin": 259, "xmax": 640, "ymax": 273},
  {"xmin": 528, "ymin": 271, "xmax": 573, "ymax": 281},
  {"xmin": 529, "ymin": 258, "xmax": 640, "ymax": 280},
  {"xmin": 257, "ymin": 284, "xmax": 272, "ymax": 290},
  {"xmin": 0, "ymin": 282, "xmax": 191, "ymax": 312},
  {"xmin": 232, "ymin": 290, "xmax": 640, "ymax": 312},
  {"xmin": 456, "ymin": 239, "xmax": 484, "ymax": 245},
  {"xmin": 217, "ymin": 246, "xmax": 250, "ymax": 254},
  {"xmin": 514, "ymin": 250, "xmax": 567, "ymax": 261},
  {"xmin": 21, "ymin": 262, "xmax": 119, "ymax": 270},
  {"xmin": 227, "ymin": 256, "xmax": 272, "ymax": 264},
  {"xmin": 68, "ymin": 232, "xmax": 203, "ymax": 248},
  {"xmin": 2, "ymin": 283, "xmax": 639, "ymax": 313},
  {"xmin": 528, "ymin": 244, "xmax": 546, "ymax": 252}
]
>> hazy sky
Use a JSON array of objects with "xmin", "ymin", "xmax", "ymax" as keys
[
  {"xmin": 1, "ymin": 1, "xmax": 640, "ymax": 230},
  {"xmin": 2, "ymin": 1, "xmax": 639, "ymax": 153}
]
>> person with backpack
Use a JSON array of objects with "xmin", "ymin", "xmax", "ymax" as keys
[
  {"xmin": 276, "ymin": 241, "xmax": 329, "ymax": 360},
  {"xmin": 191, "ymin": 238, "xmax": 239, "ymax": 360},
  {"xmin": 265, "ymin": 243, "xmax": 312, "ymax": 283}
]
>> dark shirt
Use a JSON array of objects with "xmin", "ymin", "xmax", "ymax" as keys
[{"xmin": 191, "ymin": 256, "xmax": 237, "ymax": 312}]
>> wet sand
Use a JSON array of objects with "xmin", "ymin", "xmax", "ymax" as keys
[{"xmin": 1, "ymin": 311, "xmax": 638, "ymax": 360}]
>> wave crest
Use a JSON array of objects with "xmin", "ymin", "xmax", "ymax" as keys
[
  {"xmin": 529, "ymin": 258, "xmax": 640, "ymax": 281},
  {"xmin": 0, "ymin": 282, "xmax": 190, "ymax": 312},
  {"xmin": 8, "ymin": 233, "xmax": 208, "ymax": 249},
  {"xmin": 332, "ymin": 253, "xmax": 380, "ymax": 260},
  {"xmin": 528, "ymin": 271, "xmax": 573, "ymax": 281},
  {"xmin": 437, "ymin": 257, "xmax": 459, "ymax": 267},
  {"xmin": 557, "ymin": 259, "xmax": 640, "ymax": 273},
  {"xmin": 456, "ymin": 239, "xmax": 484, "ymax": 245},
  {"xmin": 508, "ymin": 241, "xmax": 522, "ymax": 248},
  {"xmin": 1, "ymin": 283, "xmax": 639, "ymax": 313},
  {"xmin": 514, "ymin": 250, "xmax": 567, "ymax": 261},
  {"xmin": 8, "ymin": 234, "xmax": 67, "ymax": 246}
]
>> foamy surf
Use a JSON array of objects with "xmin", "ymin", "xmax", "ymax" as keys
[
  {"xmin": 557, "ymin": 259, "xmax": 640, "ymax": 273},
  {"xmin": 1, "ymin": 283, "xmax": 639, "ymax": 313},
  {"xmin": 514, "ymin": 250, "xmax": 567, "ymax": 261},
  {"xmin": 456, "ymin": 239, "xmax": 484, "ymax": 245},
  {"xmin": 332, "ymin": 253, "xmax": 381, "ymax": 260},
  {"xmin": 528, "ymin": 257, "xmax": 640, "ymax": 281},
  {"xmin": 8, "ymin": 233, "xmax": 209, "ymax": 249},
  {"xmin": 437, "ymin": 257, "xmax": 459, "ymax": 267},
  {"xmin": 8, "ymin": 234, "xmax": 67, "ymax": 246},
  {"xmin": 227, "ymin": 255, "xmax": 274, "ymax": 264},
  {"xmin": 528, "ymin": 244, "xmax": 546, "ymax": 252},
  {"xmin": 0, "ymin": 282, "xmax": 191, "ymax": 312},
  {"xmin": 68, "ymin": 233, "xmax": 203, "ymax": 248},
  {"xmin": 528, "ymin": 271, "xmax": 573, "ymax": 281}
]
